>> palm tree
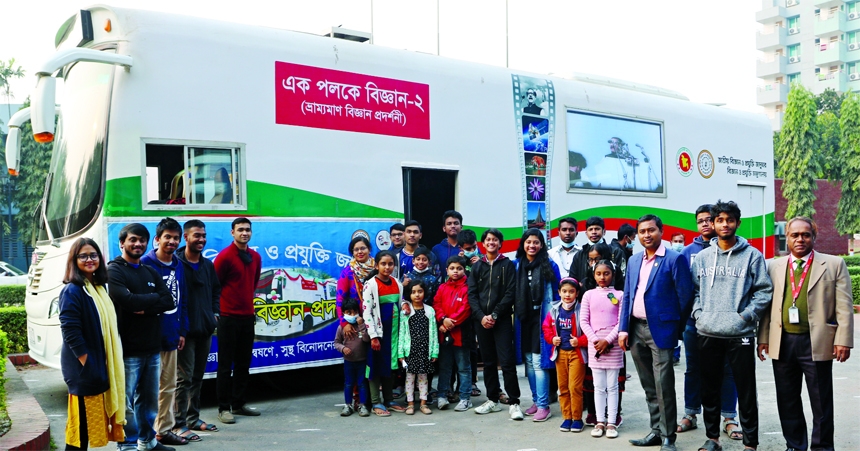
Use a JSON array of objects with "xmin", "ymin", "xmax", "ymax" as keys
[{"xmin": 0, "ymin": 58, "xmax": 26, "ymax": 125}]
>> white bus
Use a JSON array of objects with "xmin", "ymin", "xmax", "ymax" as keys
[{"xmin": 6, "ymin": 5, "xmax": 774, "ymax": 374}]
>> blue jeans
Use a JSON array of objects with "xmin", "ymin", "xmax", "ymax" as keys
[
  {"xmin": 343, "ymin": 360, "xmax": 368, "ymax": 405},
  {"xmin": 524, "ymin": 352, "xmax": 549, "ymax": 409},
  {"xmin": 436, "ymin": 345, "xmax": 472, "ymax": 401},
  {"xmin": 119, "ymin": 353, "xmax": 161, "ymax": 451},
  {"xmin": 683, "ymin": 323, "xmax": 738, "ymax": 417}
]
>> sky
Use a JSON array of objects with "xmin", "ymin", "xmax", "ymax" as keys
[{"xmin": 0, "ymin": 0, "xmax": 762, "ymax": 114}]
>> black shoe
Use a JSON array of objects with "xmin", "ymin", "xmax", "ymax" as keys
[
  {"xmin": 660, "ymin": 439, "xmax": 677, "ymax": 451},
  {"xmin": 629, "ymin": 432, "xmax": 661, "ymax": 446},
  {"xmin": 152, "ymin": 443, "xmax": 176, "ymax": 451},
  {"xmin": 233, "ymin": 405, "xmax": 261, "ymax": 416}
]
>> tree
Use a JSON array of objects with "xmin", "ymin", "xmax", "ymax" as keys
[
  {"xmin": 836, "ymin": 92, "xmax": 860, "ymax": 236},
  {"xmin": 815, "ymin": 110, "xmax": 841, "ymax": 180},
  {"xmin": 10, "ymin": 100, "xmax": 53, "ymax": 245},
  {"xmin": 777, "ymin": 84, "xmax": 818, "ymax": 219},
  {"xmin": 816, "ymin": 88, "xmax": 845, "ymax": 116},
  {"xmin": 0, "ymin": 59, "xmax": 26, "ymax": 125}
]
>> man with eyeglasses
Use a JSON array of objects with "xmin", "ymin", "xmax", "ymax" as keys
[
  {"xmin": 523, "ymin": 88, "xmax": 544, "ymax": 115},
  {"xmin": 108, "ymin": 223, "xmax": 177, "ymax": 451}
]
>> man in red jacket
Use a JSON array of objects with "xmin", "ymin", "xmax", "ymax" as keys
[
  {"xmin": 214, "ymin": 218, "xmax": 262, "ymax": 424},
  {"xmin": 434, "ymin": 256, "xmax": 473, "ymax": 412}
]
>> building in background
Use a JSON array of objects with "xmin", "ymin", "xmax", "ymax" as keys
[
  {"xmin": 756, "ymin": 0, "xmax": 860, "ymax": 130},
  {"xmin": 774, "ymin": 179, "xmax": 849, "ymax": 255}
]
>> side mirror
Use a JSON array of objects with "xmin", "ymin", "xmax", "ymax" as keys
[
  {"xmin": 31, "ymin": 76, "xmax": 56, "ymax": 143},
  {"xmin": 4, "ymin": 107, "xmax": 31, "ymax": 176}
]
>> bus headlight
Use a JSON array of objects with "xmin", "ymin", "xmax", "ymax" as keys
[{"xmin": 48, "ymin": 297, "xmax": 60, "ymax": 319}]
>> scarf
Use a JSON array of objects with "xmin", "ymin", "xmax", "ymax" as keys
[
  {"xmin": 516, "ymin": 257, "xmax": 546, "ymax": 315},
  {"xmin": 350, "ymin": 257, "xmax": 375, "ymax": 283},
  {"xmin": 85, "ymin": 280, "xmax": 126, "ymax": 426}
]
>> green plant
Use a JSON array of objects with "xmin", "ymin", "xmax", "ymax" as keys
[
  {"xmin": 0, "ymin": 327, "xmax": 10, "ymax": 410},
  {"xmin": 0, "ymin": 306, "xmax": 26, "ymax": 354},
  {"xmin": 842, "ymin": 255, "xmax": 860, "ymax": 267},
  {"xmin": 0, "ymin": 285, "xmax": 25, "ymax": 306},
  {"xmin": 852, "ymin": 275, "xmax": 860, "ymax": 305},
  {"xmin": 777, "ymin": 83, "xmax": 819, "ymax": 219},
  {"xmin": 847, "ymin": 266, "xmax": 860, "ymax": 276}
]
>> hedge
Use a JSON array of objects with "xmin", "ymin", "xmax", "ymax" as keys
[
  {"xmin": 841, "ymin": 255, "xmax": 860, "ymax": 267},
  {"xmin": 852, "ymin": 275, "xmax": 860, "ymax": 305},
  {"xmin": 0, "ymin": 327, "xmax": 10, "ymax": 412},
  {"xmin": 0, "ymin": 307, "xmax": 26, "ymax": 354},
  {"xmin": 848, "ymin": 266, "xmax": 860, "ymax": 276},
  {"xmin": 0, "ymin": 286, "xmax": 25, "ymax": 307}
]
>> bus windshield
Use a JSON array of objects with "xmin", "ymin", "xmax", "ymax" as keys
[{"xmin": 42, "ymin": 58, "xmax": 113, "ymax": 239}]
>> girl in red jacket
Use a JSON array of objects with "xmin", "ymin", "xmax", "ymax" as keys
[
  {"xmin": 542, "ymin": 277, "xmax": 588, "ymax": 433},
  {"xmin": 434, "ymin": 256, "xmax": 474, "ymax": 412}
]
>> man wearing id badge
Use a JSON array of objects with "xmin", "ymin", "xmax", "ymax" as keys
[{"xmin": 758, "ymin": 216, "xmax": 854, "ymax": 451}]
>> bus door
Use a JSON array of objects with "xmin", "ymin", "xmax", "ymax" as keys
[
  {"xmin": 402, "ymin": 167, "xmax": 457, "ymax": 246},
  {"xmin": 737, "ymin": 183, "xmax": 766, "ymax": 255}
]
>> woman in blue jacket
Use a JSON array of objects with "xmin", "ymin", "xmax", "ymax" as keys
[
  {"xmin": 60, "ymin": 238, "xmax": 125, "ymax": 450},
  {"xmin": 514, "ymin": 228, "xmax": 561, "ymax": 423}
]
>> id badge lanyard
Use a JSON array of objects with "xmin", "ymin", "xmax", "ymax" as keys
[{"xmin": 788, "ymin": 254, "xmax": 813, "ymax": 324}]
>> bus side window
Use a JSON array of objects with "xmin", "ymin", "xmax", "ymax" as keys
[
  {"xmin": 145, "ymin": 144, "xmax": 185, "ymax": 204},
  {"xmin": 187, "ymin": 147, "xmax": 240, "ymax": 205}
]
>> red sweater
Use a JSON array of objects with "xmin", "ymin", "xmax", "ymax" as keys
[
  {"xmin": 434, "ymin": 277, "xmax": 471, "ymax": 346},
  {"xmin": 214, "ymin": 243, "xmax": 262, "ymax": 317}
]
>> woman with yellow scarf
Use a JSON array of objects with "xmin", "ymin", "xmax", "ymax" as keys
[{"xmin": 59, "ymin": 238, "xmax": 125, "ymax": 450}]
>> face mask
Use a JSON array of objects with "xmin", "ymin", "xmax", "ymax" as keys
[
  {"xmin": 344, "ymin": 314, "xmax": 358, "ymax": 324},
  {"xmin": 626, "ymin": 242, "xmax": 634, "ymax": 250},
  {"xmin": 562, "ymin": 301, "xmax": 575, "ymax": 310},
  {"xmin": 464, "ymin": 249, "xmax": 478, "ymax": 258},
  {"xmin": 671, "ymin": 243, "xmax": 684, "ymax": 252},
  {"xmin": 561, "ymin": 241, "xmax": 576, "ymax": 250}
]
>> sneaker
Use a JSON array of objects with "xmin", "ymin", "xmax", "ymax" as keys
[
  {"xmin": 533, "ymin": 407, "xmax": 552, "ymax": 422},
  {"xmin": 218, "ymin": 410, "xmax": 235, "ymax": 424},
  {"xmin": 340, "ymin": 404, "xmax": 354, "ymax": 416},
  {"xmin": 475, "ymin": 400, "xmax": 502, "ymax": 414},
  {"xmin": 559, "ymin": 419, "xmax": 573, "ymax": 432},
  {"xmin": 524, "ymin": 404, "xmax": 539, "ymax": 416},
  {"xmin": 615, "ymin": 414, "xmax": 623, "ymax": 427},
  {"xmin": 509, "ymin": 404, "xmax": 524, "ymax": 421},
  {"xmin": 358, "ymin": 405, "xmax": 370, "ymax": 417},
  {"xmin": 606, "ymin": 424, "xmax": 618, "ymax": 439},
  {"xmin": 585, "ymin": 413, "xmax": 597, "ymax": 426},
  {"xmin": 454, "ymin": 400, "xmax": 472, "ymax": 412},
  {"xmin": 233, "ymin": 405, "xmax": 261, "ymax": 416},
  {"xmin": 437, "ymin": 397, "xmax": 450, "ymax": 410},
  {"xmin": 571, "ymin": 419, "xmax": 585, "ymax": 432}
]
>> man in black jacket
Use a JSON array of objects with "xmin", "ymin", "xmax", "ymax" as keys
[
  {"xmin": 173, "ymin": 219, "xmax": 222, "ymax": 439},
  {"xmin": 108, "ymin": 223, "xmax": 176, "ymax": 451},
  {"xmin": 467, "ymin": 228, "xmax": 523, "ymax": 420}
]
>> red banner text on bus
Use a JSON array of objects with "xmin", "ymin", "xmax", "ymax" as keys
[{"xmin": 275, "ymin": 62, "xmax": 430, "ymax": 140}]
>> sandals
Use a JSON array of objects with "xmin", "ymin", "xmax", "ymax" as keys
[
  {"xmin": 420, "ymin": 404, "xmax": 432, "ymax": 415},
  {"xmin": 591, "ymin": 422, "xmax": 606, "ymax": 437},
  {"xmin": 387, "ymin": 401, "xmax": 406, "ymax": 413},
  {"xmin": 190, "ymin": 420, "xmax": 219, "ymax": 432},
  {"xmin": 471, "ymin": 384, "xmax": 482, "ymax": 397},
  {"xmin": 677, "ymin": 414, "xmax": 698, "ymax": 432},
  {"xmin": 405, "ymin": 404, "xmax": 415, "ymax": 415},
  {"xmin": 156, "ymin": 431, "xmax": 189, "ymax": 446},
  {"xmin": 723, "ymin": 418, "xmax": 743, "ymax": 440},
  {"xmin": 372, "ymin": 403, "xmax": 391, "ymax": 417},
  {"xmin": 698, "ymin": 439, "xmax": 723, "ymax": 451},
  {"xmin": 498, "ymin": 392, "xmax": 510, "ymax": 405},
  {"xmin": 174, "ymin": 427, "xmax": 201, "ymax": 442}
]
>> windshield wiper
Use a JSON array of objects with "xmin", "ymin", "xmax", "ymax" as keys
[{"xmin": 40, "ymin": 172, "xmax": 57, "ymax": 245}]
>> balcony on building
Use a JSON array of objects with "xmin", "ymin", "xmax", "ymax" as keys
[
  {"xmin": 757, "ymin": 83, "xmax": 790, "ymax": 105},
  {"xmin": 757, "ymin": 26, "xmax": 788, "ymax": 50},
  {"xmin": 757, "ymin": 0, "xmax": 789, "ymax": 22},
  {"xmin": 815, "ymin": 11, "xmax": 847, "ymax": 35},
  {"xmin": 814, "ymin": 0, "xmax": 845, "ymax": 8},
  {"xmin": 769, "ymin": 111, "xmax": 785, "ymax": 131},
  {"xmin": 757, "ymin": 55, "xmax": 789, "ymax": 77},
  {"xmin": 813, "ymin": 70, "xmax": 848, "ymax": 94},
  {"xmin": 846, "ymin": 42, "xmax": 860, "ymax": 61},
  {"xmin": 815, "ymin": 41, "xmax": 848, "ymax": 64}
]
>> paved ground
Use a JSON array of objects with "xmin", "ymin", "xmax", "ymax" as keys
[{"xmin": 18, "ymin": 318, "xmax": 860, "ymax": 451}]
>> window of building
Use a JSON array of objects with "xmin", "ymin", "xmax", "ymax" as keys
[
  {"xmin": 850, "ymin": 31, "xmax": 857, "ymax": 44},
  {"xmin": 830, "ymin": 35, "xmax": 840, "ymax": 44},
  {"xmin": 776, "ymin": 104, "xmax": 784, "ymax": 112},
  {"xmin": 788, "ymin": 73, "xmax": 801, "ymax": 85},
  {"xmin": 849, "ymin": 62, "xmax": 857, "ymax": 74},
  {"xmin": 776, "ymin": 48, "xmax": 785, "ymax": 56},
  {"xmin": 788, "ymin": 44, "xmax": 800, "ymax": 57},
  {"xmin": 830, "ymin": 65, "xmax": 840, "ymax": 73},
  {"xmin": 775, "ymin": 221, "xmax": 787, "ymax": 253},
  {"xmin": 144, "ymin": 142, "xmax": 244, "ymax": 209},
  {"xmin": 787, "ymin": 16, "xmax": 799, "ymax": 28}
]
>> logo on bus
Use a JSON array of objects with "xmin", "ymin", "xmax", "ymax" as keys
[
  {"xmin": 676, "ymin": 147, "xmax": 693, "ymax": 177},
  {"xmin": 697, "ymin": 149, "xmax": 715, "ymax": 179}
]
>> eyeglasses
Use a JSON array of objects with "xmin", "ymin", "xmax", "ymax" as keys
[
  {"xmin": 77, "ymin": 253, "xmax": 100, "ymax": 262},
  {"xmin": 352, "ymin": 246, "xmax": 369, "ymax": 252},
  {"xmin": 696, "ymin": 218, "xmax": 711, "ymax": 225},
  {"xmin": 587, "ymin": 257, "xmax": 601, "ymax": 264}
]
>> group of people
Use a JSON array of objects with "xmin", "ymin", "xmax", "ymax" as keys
[
  {"xmin": 56, "ymin": 203, "xmax": 854, "ymax": 451},
  {"xmin": 334, "ymin": 204, "xmax": 854, "ymax": 451},
  {"xmin": 59, "ymin": 218, "xmax": 263, "ymax": 450}
]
